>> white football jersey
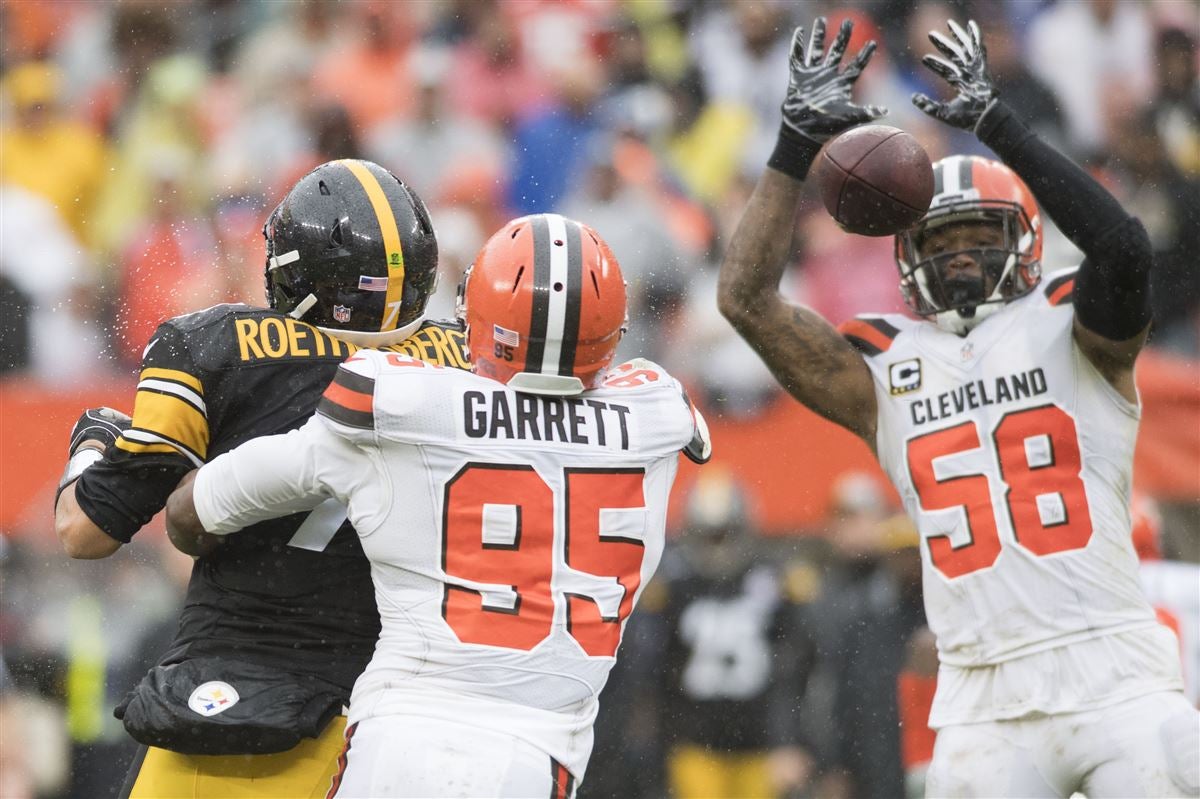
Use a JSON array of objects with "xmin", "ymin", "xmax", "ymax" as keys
[
  {"xmin": 192, "ymin": 352, "xmax": 709, "ymax": 779},
  {"xmin": 847, "ymin": 269, "xmax": 1181, "ymax": 706},
  {"xmin": 1139, "ymin": 559, "xmax": 1200, "ymax": 704}
]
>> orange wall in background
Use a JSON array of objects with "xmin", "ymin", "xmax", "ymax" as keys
[{"xmin": 3, "ymin": 350, "xmax": 1197, "ymax": 539}]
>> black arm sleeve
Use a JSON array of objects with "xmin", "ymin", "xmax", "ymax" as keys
[
  {"xmin": 74, "ymin": 453, "xmax": 192, "ymax": 543},
  {"xmin": 976, "ymin": 101, "xmax": 1153, "ymax": 341}
]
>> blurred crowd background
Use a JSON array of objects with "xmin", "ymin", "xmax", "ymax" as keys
[{"xmin": 0, "ymin": 0, "xmax": 1197, "ymax": 797}]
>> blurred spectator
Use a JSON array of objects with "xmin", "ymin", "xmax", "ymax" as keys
[
  {"xmin": 209, "ymin": 51, "xmax": 319, "ymax": 199},
  {"xmin": 1027, "ymin": 0, "xmax": 1154, "ymax": 155},
  {"xmin": 663, "ymin": 174, "xmax": 781, "ymax": 416},
  {"xmin": 0, "ymin": 656, "xmax": 36, "ymax": 799},
  {"xmin": 1132, "ymin": 494, "xmax": 1200, "ymax": 705},
  {"xmin": 309, "ymin": 3, "xmax": 417, "ymax": 134},
  {"xmin": 111, "ymin": 158, "xmax": 221, "ymax": 366},
  {"xmin": 1152, "ymin": 26, "xmax": 1200, "ymax": 176},
  {"xmin": 366, "ymin": 45, "xmax": 511, "ymax": 201},
  {"xmin": 596, "ymin": 15, "xmax": 675, "ymax": 142},
  {"xmin": 90, "ymin": 50, "xmax": 211, "ymax": 264},
  {"xmin": 445, "ymin": 10, "xmax": 554, "ymax": 129},
  {"xmin": 0, "ymin": 61, "xmax": 110, "ymax": 251},
  {"xmin": 561, "ymin": 135, "xmax": 691, "ymax": 363},
  {"xmin": 1106, "ymin": 113, "xmax": 1200, "ymax": 354},
  {"xmin": 232, "ymin": 0, "xmax": 347, "ymax": 94},
  {"xmin": 666, "ymin": 71, "xmax": 757, "ymax": 205},
  {"xmin": 791, "ymin": 209, "xmax": 910, "ymax": 326},
  {"xmin": 897, "ymin": 626, "xmax": 939, "ymax": 799},
  {"xmin": 644, "ymin": 471, "xmax": 817, "ymax": 799},
  {"xmin": 422, "ymin": 204, "xmax": 487, "ymax": 321},
  {"xmin": 983, "ymin": 15, "xmax": 1067, "ymax": 150},
  {"xmin": 0, "ymin": 187, "xmax": 106, "ymax": 384},
  {"xmin": 801, "ymin": 472, "xmax": 894, "ymax": 775},
  {"xmin": 822, "ymin": 515, "xmax": 926, "ymax": 799},
  {"xmin": 580, "ymin": 605, "xmax": 665, "ymax": 799},
  {"xmin": 689, "ymin": 0, "xmax": 791, "ymax": 172},
  {"xmin": 270, "ymin": 102, "xmax": 365, "ymax": 196},
  {"xmin": 508, "ymin": 60, "xmax": 603, "ymax": 213}
]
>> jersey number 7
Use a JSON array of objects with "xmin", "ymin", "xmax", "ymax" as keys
[
  {"xmin": 441, "ymin": 464, "xmax": 647, "ymax": 657},
  {"xmin": 906, "ymin": 404, "xmax": 1094, "ymax": 579}
]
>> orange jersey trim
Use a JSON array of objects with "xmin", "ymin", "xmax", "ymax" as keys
[
  {"xmin": 1049, "ymin": 278, "xmax": 1075, "ymax": 307},
  {"xmin": 839, "ymin": 319, "xmax": 896, "ymax": 354}
]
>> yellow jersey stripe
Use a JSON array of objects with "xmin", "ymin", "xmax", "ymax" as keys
[
  {"xmin": 140, "ymin": 367, "xmax": 203, "ymax": 394},
  {"xmin": 128, "ymin": 391, "xmax": 210, "ymax": 460},
  {"xmin": 339, "ymin": 159, "xmax": 405, "ymax": 332},
  {"xmin": 114, "ymin": 440, "xmax": 187, "ymax": 456}
]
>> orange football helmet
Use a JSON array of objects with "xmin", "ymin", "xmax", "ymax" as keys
[
  {"xmin": 459, "ymin": 214, "xmax": 627, "ymax": 395},
  {"xmin": 895, "ymin": 155, "xmax": 1042, "ymax": 334}
]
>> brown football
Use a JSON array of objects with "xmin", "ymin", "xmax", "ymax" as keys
[{"xmin": 817, "ymin": 125, "xmax": 934, "ymax": 236}]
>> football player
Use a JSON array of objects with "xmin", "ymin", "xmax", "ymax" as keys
[
  {"xmin": 165, "ymin": 213, "xmax": 712, "ymax": 797},
  {"xmin": 717, "ymin": 16, "xmax": 1200, "ymax": 799},
  {"xmin": 54, "ymin": 159, "xmax": 467, "ymax": 798}
]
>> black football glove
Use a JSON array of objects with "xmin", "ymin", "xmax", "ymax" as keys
[
  {"xmin": 769, "ymin": 17, "xmax": 886, "ymax": 180},
  {"xmin": 782, "ymin": 17, "xmax": 887, "ymax": 143},
  {"xmin": 68, "ymin": 407, "xmax": 132, "ymax": 456},
  {"xmin": 912, "ymin": 19, "xmax": 997, "ymax": 131}
]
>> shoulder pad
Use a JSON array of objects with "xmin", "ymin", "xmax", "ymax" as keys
[
  {"xmin": 837, "ymin": 316, "xmax": 902, "ymax": 357},
  {"xmin": 1042, "ymin": 267, "xmax": 1079, "ymax": 307},
  {"xmin": 602, "ymin": 358, "xmax": 673, "ymax": 389},
  {"xmin": 317, "ymin": 355, "xmax": 380, "ymax": 431},
  {"xmin": 164, "ymin": 303, "xmax": 261, "ymax": 333}
]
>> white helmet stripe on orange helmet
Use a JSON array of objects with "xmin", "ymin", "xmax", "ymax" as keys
[{"xmin": 525, "ymin": 213, "xmax": 584, "ymax": 377}]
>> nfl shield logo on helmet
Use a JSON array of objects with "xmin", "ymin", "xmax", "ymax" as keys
[{"xmin": 333, "ymin": 305, "xmax": 352, "ymax": 323}]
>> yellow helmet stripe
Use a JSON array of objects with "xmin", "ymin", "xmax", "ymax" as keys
[{"xmin": 339, "ymin": 159, "xmax": 406, "ymax": 332}]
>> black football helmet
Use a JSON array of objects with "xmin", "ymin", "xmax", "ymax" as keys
[{"xmin": 264, "ymin": 159, "xmax": 438, "ymax": 344}]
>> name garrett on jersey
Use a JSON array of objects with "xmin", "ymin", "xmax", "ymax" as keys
[
  {"xmin": 463, "ymin": 391, "xmax": 632, "ymax": 449},
  {"xmin": 908, "ymin": 367, "xmax": 1049, "ymax": 426}
]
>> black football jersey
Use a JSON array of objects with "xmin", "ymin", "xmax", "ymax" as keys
[
  {"xmin": 652, "ymin": 560, "xmax": 815, "ymax": 752},
  {"xmin": 75, "ymin": 304, "xmax": 469, "ymax": 694}
]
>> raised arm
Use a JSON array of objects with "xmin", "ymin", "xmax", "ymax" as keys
[
  {"xmin": 717, "ymin": 18, "xmax": 883, "ymax": 444},
  {"xmin": 914, "ymin": 20, "xmax": 1152, "ymax": 401}
]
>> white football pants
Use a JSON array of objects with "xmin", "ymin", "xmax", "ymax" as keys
[
  {"xmin": 926, "ymin": 690, "xmax": 1199, "ymax": 798},
  {"xmin": 328, "ymin": 715, "xmax": 577, "ymax": 799}
]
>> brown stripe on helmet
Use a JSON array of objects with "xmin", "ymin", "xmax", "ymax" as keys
[{"xmin": 557, "ymin": 218, "xmax": 584, "ymax": 376}]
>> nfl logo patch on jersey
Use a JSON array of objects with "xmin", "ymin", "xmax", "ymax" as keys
[
  {"xmin": 188, "ymin": 681, "xmax": 240, "ymax": 717},
  {"xmin": 889, "ymin": 358, "xmax": 922, "ymax": 395},
  {"xmin": 333, "ymin": 305, "xmax": 352, "ymax": 323}
]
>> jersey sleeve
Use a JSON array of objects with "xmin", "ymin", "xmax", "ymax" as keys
[
  {"xmin": 604, "ymin": 359, "xmax": 712, "ymax": 463},
  {"xmin": 837, "ymin": 316, "xmax": 901, "ymax": 358},
  {"xmin": 314, "ymin": 350, "xmax": 385, "ymax": 446},
  {"xmin": 73, "ymin": 321, "xmax": 204, "ymax": 542},
  {"xmin": 677, "ymin": 382, "xmax": 712, "ymax": 465},
  {"xmin": 193, "ymin": 414, "xmax": 376, "ymax": 536}
]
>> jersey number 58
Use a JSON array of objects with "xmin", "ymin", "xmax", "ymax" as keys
[{"xmin": 906, "ymin": 404, "xmax": 1095, "ymax": 579}]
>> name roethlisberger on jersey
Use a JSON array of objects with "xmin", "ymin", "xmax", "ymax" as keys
[
  {"xmin": 461, "ymin": 390, "xmax": 633, "ymax": 450},
  {"xmin": 907, "ymin": 367, "xmax": 1049, "ymax": 426},
  {"xmin": 232, "ymin": 314, "xmax": 467, "ymax": 368}
]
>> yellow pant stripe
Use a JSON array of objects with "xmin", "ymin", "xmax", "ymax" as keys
[{"xmin": 126, "ymin": 716, "xmax": 347, "ymax": 799}]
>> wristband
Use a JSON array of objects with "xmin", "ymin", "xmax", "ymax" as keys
[
  {"xmin": 56, "ymin": 448, "xmax": 104, "ymax": 505},
  {"xmin": 767, "ymin": 124, "xmax": 824, "ymax": 181}
]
